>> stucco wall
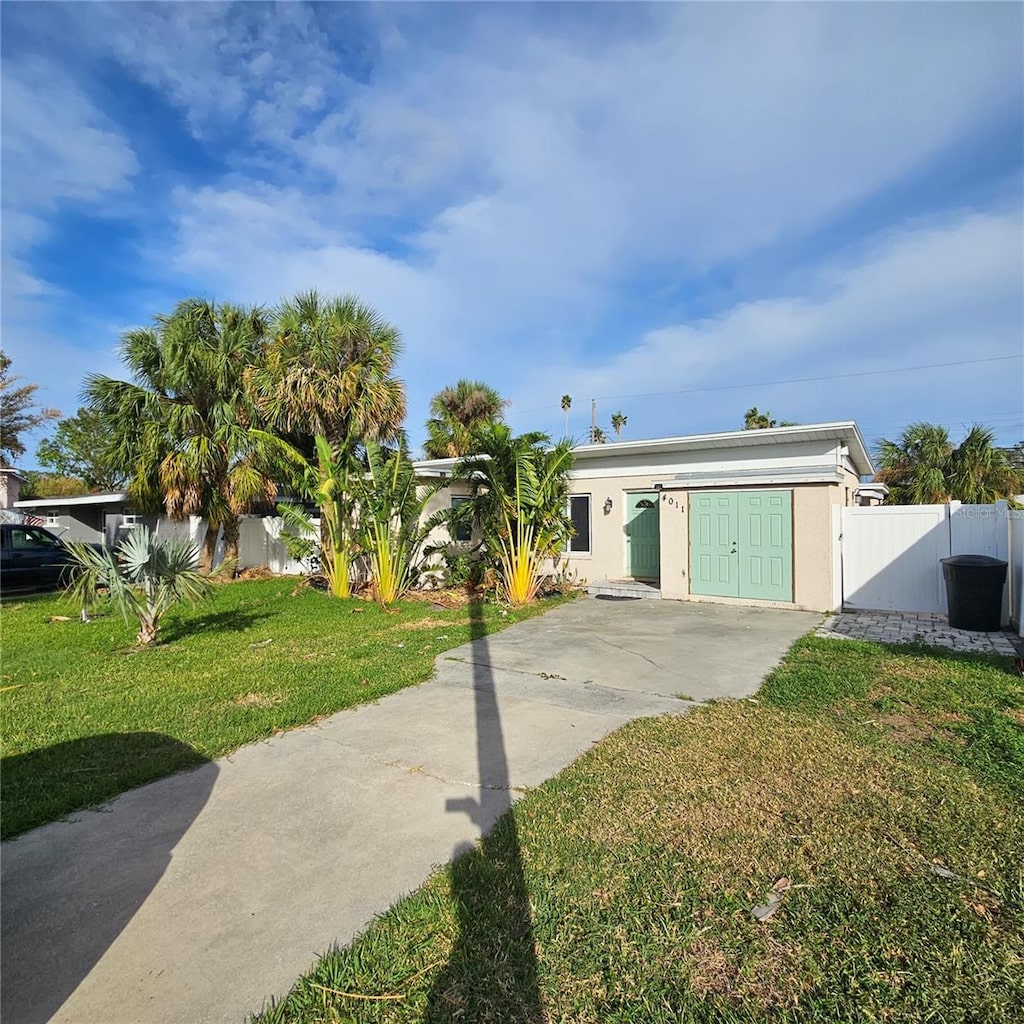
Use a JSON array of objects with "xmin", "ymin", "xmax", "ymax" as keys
[{"xmin": 561, "ymin": 473, "xmax": 664, "ymax": 584}]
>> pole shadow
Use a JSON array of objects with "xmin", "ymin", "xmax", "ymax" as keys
[
  {"xmin": 1, "ymin": 734, "xmax": 216, "ymax": 1024},
  {"xmin": 424, "ymin": 595, "xmax": 545, "ymax": 1022}
]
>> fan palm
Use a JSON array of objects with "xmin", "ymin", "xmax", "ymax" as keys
[
  {"xmin": 875, "ymin": 422, "xmax": 1023, "ymax": 505},
  {"xmin": 561, "ymin": 394, "xmax": 572, "ymax": 437},
  {"xmin": 611, "ymin": 411, "xmax": 627, "ymax": 438},
  {"xmin": 85, "ymin": 300, "xmax": 301, "ymax": 572},
  {"xmin": 423, "ymin": 379, "xmax": 508, "ymax": 459},
  {"xmin": 64, "ymin": 528, "xmax": 212, "ymax": 645}
]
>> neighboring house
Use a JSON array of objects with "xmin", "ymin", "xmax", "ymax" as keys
[
  {"xmin": 415, "ymin": 421, "xmax": 874, "ymax": 612},
  {"xmin": 0, "ymin": 468, "xmax": 26, "ymax": 509},
  {"xmin": 11, "ymin": 492, "xmax": 151, "ymax": 546}
]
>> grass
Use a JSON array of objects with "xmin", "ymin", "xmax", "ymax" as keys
[
  {"xmin": 255, "ymin": 636, "xmax": 1024, "ymax": 1023},
  {"xmin": 0, "ymin": 580, "xmax": 570, "ymax": 839}
]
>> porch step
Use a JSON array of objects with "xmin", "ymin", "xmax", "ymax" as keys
[{"xmin": 587, "ymin": 578, "xmax": 662, "ymax": 600}]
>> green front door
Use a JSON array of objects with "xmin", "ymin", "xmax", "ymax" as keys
[
  {"xmin": 626, "ymin": 492, "xmax": 660, "ymax": 579},
  {"xmin": 690, "ymin": 490, "xmax": 793, "ymax": 602}
]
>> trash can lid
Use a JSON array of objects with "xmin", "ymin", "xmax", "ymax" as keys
[{"xmin": 940, "ymin": 555, "xmax": 1008, "ymax": 568}]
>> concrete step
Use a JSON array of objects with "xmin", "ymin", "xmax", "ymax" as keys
[{"xmin": 587, "ymin": 579, "xmax": 662, "ymax": 600}]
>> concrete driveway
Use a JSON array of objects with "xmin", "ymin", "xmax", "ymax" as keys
[{"xmin": 1, "ymin": 597, "xmax": 817, "ymax": 1024}]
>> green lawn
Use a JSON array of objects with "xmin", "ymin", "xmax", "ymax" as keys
[
  {"xmin": 255, "ymin": 637, "xmax": 1024, "ymax": 1024},
  {"xmin": 0, "ymin": 580, "xmax": 567, "ymax": 839}
]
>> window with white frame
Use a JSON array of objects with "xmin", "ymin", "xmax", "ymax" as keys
[
  {"xmin": 566, "ymin": 494, "xmax": 591, "ymax": 554},
  {"xmin": 122, "ymin": 510, "xmax": 143, "ymax": 527},
  {"xmin": 44, "ymin": 510, "xmax": 61, "ymax": 527}
]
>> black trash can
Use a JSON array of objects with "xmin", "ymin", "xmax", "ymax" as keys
[{"xmin": 940, "ymin": 555, "xmax": 1007, "ymax": 632}]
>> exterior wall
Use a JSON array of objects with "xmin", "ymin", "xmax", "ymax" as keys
[
  {"xmin": 560, "ymin": 473, "xmax": 664, "ymax": 584},
  {"xmin": 0, "ymin": 472, "xmax": 22, "ymax": 509}
]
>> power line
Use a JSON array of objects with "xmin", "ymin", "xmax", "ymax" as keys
[{"xmin": 517, "ymin": 353, "xmax": 1023, "ymax": 414}]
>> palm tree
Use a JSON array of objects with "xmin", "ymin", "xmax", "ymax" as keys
[
  {"xmin": 561, "ymin": 394, "xmax": 572, "ymax": 437},
  {"xmin": 423, "ymin": 379, "xmax": 507, "ymax": 458},
  {"xmin": 610, "ymin": 411, "xmax": 627, "ymax": 438},
  {"xmin": 86, "ymin": 299, "xmax": 300, "ymax": 572},
  {"xmin": 248, "ymin": 291, "xmax": 406, "ymax": 451},
  {"xmin": 448, "ymin": 424, "xmax": 574, "ymax": 605},
  {"xmin": 65, "ymin": 528, "xmax": 212, "ymax": 645},
  {"xmin": 589, "ymin": 425, "xmax": 607, "ymax": 444},
  {"xmin": 875, "ymin": 422, "xmax": 1023, "ymax": 505},
  {"xmin": 247, "ymin": 291, "xmax": 406, "ymax": 577}
]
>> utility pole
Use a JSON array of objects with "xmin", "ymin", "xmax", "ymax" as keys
[{"xmin": 590, "ymin": 398, "xmax": 596, "ymax": 443}]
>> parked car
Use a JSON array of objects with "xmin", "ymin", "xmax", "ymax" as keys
[{"xmin": 0, "ymin": 523, "xmax": 97, "ymax": 593}]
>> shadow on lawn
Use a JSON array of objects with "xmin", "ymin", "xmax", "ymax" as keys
[
  {"xmin": 425, "ymin": 595, "xmax": 545, "ymax": 1022},
  {"xmin": 1, "ymin": 733, "xmax": 216, "ymax": 1024},
  {"xmin": 159, "ymin": 606, "xmax": 278, "ymax": 642}
]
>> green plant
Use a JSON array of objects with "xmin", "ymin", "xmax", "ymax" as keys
[
  {"xmin": 359, "ymin": 440, "xmax": 438, "ymax": 606},
  {"xmin": 85, "ymin": 299, "xmax": 301, "ymax": 571},
  {"xmin": 875, "ymin": 422, "xmax": 1023, "ymax": 505},
  {"xmin": 423, "ymin": 379, "xmax": 507, "ymax": 459},
  {"xmin": 64, "ymin": 528, "xmax": 213, "ymax": 645},
  {"xmin": 447, "ymin": 425, "xmax": 574, "ymax": 606}
]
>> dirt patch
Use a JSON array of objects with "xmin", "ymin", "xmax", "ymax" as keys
[
  {"xmin": 877, "ymin": 709, "xmax": 967, "ymax": 745},
  {"xmin": 399, "ymin": 617, "xmax": 468, "ymax": 631},
  {"xmin": 685, "ymin": 933, "xmax": 811, "ymax": 1008},
  {"xmin": 404, "ymin": 588, "xmax": 481, "ymax": 609},
  {"xmin": 1005, "ymin": 708, "xmax": 1024, "ymax": 725},
  {"xmin": 232, "ymin": 691, "xmax": 284, "ymax": 709},
  {"xmin": 236, "ymin": 566, "xmax": 276, "ymax": 582}
]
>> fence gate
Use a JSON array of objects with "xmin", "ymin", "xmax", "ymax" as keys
[{"xmin": 839, "ymin": 502, "xmax": 1013, "ymax": 623}]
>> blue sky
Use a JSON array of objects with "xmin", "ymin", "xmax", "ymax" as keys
[{"xmin": 3, "ymin": 1, "xmax": 1022, "ymax": 465}]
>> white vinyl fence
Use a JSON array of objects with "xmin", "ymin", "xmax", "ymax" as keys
[{"xmin": 837, "ymin": 501, "xmax": 1022, "ymax": 632}]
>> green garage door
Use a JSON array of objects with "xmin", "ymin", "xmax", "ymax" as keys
[{"xmin": 690, "ymin": 490, "xmax": 793, "ymax": 602}]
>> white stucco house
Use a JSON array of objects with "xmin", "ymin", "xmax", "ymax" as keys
[{"xmin": 416, "ymin": 421, "xmax": 874, "ymax": 612}]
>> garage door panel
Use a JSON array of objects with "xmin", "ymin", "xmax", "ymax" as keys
[{"xmin": 690, "ymin": 490, "xmax": 792, "ymax": 603}]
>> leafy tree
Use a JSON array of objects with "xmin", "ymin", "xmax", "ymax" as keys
[
  {"xmin": 423, "ymin": 379, "xmax": 507, "ymax": 459},
  {"xmin": 65, "ymin": 528, "xmax": 212, "ymax": 645},
  {"xmin": 875, "ymin": 423, "xmax": 1023, "ymax": 505},
  {"xmin": 0, "ymin": 353, "xmax": 60, "ymax": 464},
  {"xmin": 19, "ymin": 472, "xmax": 90, "ymax": 499},
  {"xmin": 611, "ymin": 411, "xmax": 627, "ymax": 438},
  {"xmin": 561, "ymin": 394, "xmax": 572, "ymax": 436},
  {"xmin": 743, "ymin": 407, "xmax": 798, "ymax": 430},
  {"xmin": 444, "ymin": 424, "xmax": 574, "ymax": 605},
  {"xmin": 36, "ymin": 407, "xmax": 126, "ymax": 490},
  {"xmin": 85, "ymin": 299, "xmax": 300, "ymax": 573}
]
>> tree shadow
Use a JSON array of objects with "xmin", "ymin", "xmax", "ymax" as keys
[
  {"xmin": 159, "ymin": 606, "xmax": 278, "ymax": 642},
  {"xmin": 425, "ymin": 595, "xmax": 545, "ymax": 1022},
  {"xmin": 1, "ymin": 734, "xmax": 216, "ymax": 1024}
]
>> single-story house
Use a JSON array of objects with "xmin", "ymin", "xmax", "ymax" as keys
[
  {"xmin": 11, "ymin": 492, "xmax": 152, "ymax": 546},
  {"xmin": 415, "ymin": 421, "xmax": 874, "ymax": 612}
]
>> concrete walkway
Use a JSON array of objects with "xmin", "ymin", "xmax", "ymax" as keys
[{"xmin": 1, "ymin": 597, "xmax": 816, "ymax": 1024}]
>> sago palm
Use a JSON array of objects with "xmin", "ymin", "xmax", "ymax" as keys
[
  {"xmin": 85, "ymin": 300, "xmax": 300, "ymax": 572},
  {"xmin": 423, "ymin": 379, "xmax": 508, "ymax": 459},
  {"xmin": 65, "ymin": 528, "xmax": 212, "ymax": 645}
]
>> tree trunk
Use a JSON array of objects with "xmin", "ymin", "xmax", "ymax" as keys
[
  {"xmin": 137, "ymin": 614, "xmax": 159, "ymax": 646},
  {"xmin": 199, "ymin": 524, "xmax": 219, "ymax": 575},
  {"xmin": 222, "ymin": 516, "xmax": 240, "ymax": 574}
]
